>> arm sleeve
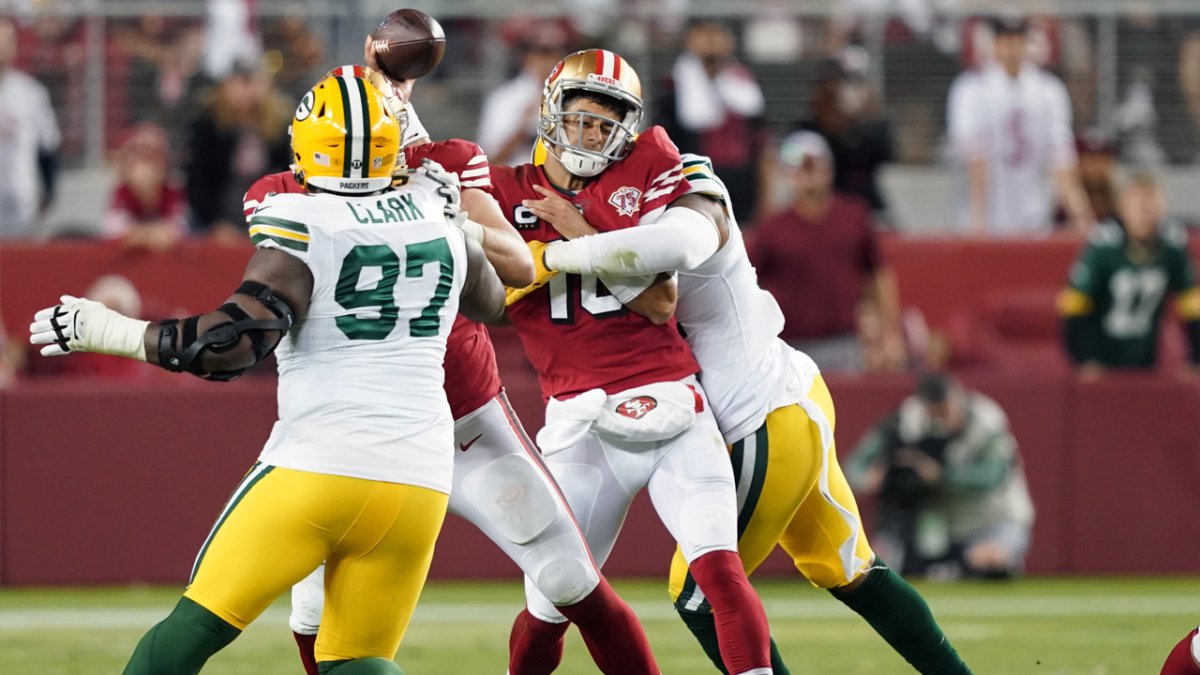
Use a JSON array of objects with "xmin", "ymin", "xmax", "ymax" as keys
[
  {"xmin": 598, "ymin": 274, "xmax": 659, "ymax": 304},
  {"xmin": 543, "ymin": 206, "xmax": 719, "ymax": 276}
]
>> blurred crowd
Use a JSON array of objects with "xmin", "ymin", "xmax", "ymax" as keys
[{"xmin": 1, "ymin": 2, "xmax": 1197, "ymax": 388}]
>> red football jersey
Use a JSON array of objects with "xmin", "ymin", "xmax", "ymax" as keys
[
  {"xmin": 489, "ymin": 126, "xmax": 699, "ymax": 400},
  {"xmin": 242, "ymin": 139, "xmax": 502, "ymax": 419}
]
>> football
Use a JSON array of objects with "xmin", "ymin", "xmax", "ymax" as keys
[{"xmin": 369, "ymin": 8, "xmax": 446, "ymax": 81}]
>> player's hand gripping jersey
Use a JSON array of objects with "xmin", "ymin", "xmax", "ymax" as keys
[
  {"xmin": 248, "ymin": 168, "xmax": 467, "ymax": 492},
  {"xmin": 244, "ymin": 140, "xmax": 503, "ymax": 419},
  {"xmin": 490, "ymin": 126, "xmax": 699, "ymax": 399}
]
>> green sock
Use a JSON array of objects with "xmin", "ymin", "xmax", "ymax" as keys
[
  {"xmin": 123, "ymin": 596, "xmax": 241, "ymax": 675},
  {"xmin": 318, "ymin": 657, "xmax": 405, "ymax": 674},
  {"xmin": 676, "ymin": 606, "xmax": 791, "ymax": 674},
  {"xmin": 831, "ymin": 560, "xmax": 972, "ymax": 674}
]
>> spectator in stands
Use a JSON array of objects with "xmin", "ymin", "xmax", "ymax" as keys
[
  {"xmin": 660, "ymin": 18, "xmax": 768, "ymax": 224},
  {"xmin": 1058, "ymin": 173, "xmax": 1200, "ymax": 376},
  {"xmin": 184, "ymin": 60, "xmax": 291, "ymax": 243},
  {"xmin": 748, "ymin": 130, "xmax": 905, "ymax": 372},
  {"xmin": 1055, "ymin": 128, "xmax": 1118, "ymax": 230},
  {"xmin": 846, "ymin": 373, "xmax": 1035, "ymax": 579},
  {"xmin": 796, "ymin": 46, "xmax": 895, "ymax": 224},
  {"xmin": 201, "ymin": 0, "xmax": 260, "ymax": 82},
  {"xmin": 261, "ymin": 14, "xmax": 325, "ymax": 100},
  {"xmin": 103, "ymin": 124, "xmax": 187, "ymax": 251},
  {"xmin": 476, "ymin": 21, "xmax": 567, "ymax": 167},
  {"xmin": 114, "ymin": 16, "xmax": 204, "ymax": 126},
  {"xmin": 947, "ymin": 15, "xmax": 1092, "ymax": 235},
  {"xmin": 0, "ymin": 16, "xmax": 61, "ymax": 239}
]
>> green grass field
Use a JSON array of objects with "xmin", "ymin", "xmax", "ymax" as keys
[{"xmin": 1, "ymin": 576, "xmax": 1195, "ymax": 674}]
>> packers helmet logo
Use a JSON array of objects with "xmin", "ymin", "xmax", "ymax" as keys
[
  {"xmin": 608, "ymin": 186, "xmax": 641, "ymax": 217},
  {"xmin": 615, "ymin": 396, "xmax": 657, "ymax": 420},
  {"xmin": 295, "ymin": 91, "xmax": 315, "ymax": 121}
]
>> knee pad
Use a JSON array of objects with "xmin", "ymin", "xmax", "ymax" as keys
[
  {"xmin": 461, "ymin": 454, "xmax": 559, "ymax": 545},
  {"xmin": 289, "ymin": 565, "xmax": 325, "ymax": 634},
  {"xmin": 677, "ymin": 492, "xmax": 738, "ymax": 562},
  {"xmin": 533, "ymin": 556, "xmax": 594, "ymax": 607}
]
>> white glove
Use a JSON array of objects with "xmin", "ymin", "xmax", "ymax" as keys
[
  {"xmin": 419, "ymin": 158, "xmax": 462, "ymax": 214},
  {"xmin": 29, "ymin": 295, "xmax": 149, "ymax": 360}
]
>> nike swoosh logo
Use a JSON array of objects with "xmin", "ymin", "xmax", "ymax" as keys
[{"xmin": 459, "ymin": 434, "xmax": 482, "ymax": 452}]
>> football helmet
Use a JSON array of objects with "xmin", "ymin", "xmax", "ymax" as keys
[
  {"xmin": 290, "ymin": 65, "xmax": 402, "ymax": 194},
  {"xmin": 538, "ymin": 49, "xmax": 643, "ymax": 178}
]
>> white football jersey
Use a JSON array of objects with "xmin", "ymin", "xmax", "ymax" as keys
[
  {"xmin": 675, "ymin": 154, "xmax": 819, "ymax": 444},
  {"xmin": 249, "ymin": 172, "xmax": 467, "ymax": 492},
  {"xmin": 947, "ymin": 61, "xmax": 1076, "ymax": 233}
]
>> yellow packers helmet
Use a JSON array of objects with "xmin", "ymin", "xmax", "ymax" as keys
[
  {"xmin": 538, "ymin": 49, "xmax": 643, "ymax": 178},
  {"xmin": 290, "ymin": 65, "xmax": 401, "ymax": 194}
]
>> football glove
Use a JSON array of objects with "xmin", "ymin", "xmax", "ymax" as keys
[
  {"xmin": 504, "ymin": 241, "xmax": 557, "ymax": 306},
  {"xmin": 417, "ymin": 158, "xmax": 467, "ymax": 224},
  {"xmin": 29, "ymin": 295, "xmax": 149, "ymax": 360}
]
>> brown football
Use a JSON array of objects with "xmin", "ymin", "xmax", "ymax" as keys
[{"xmin": 369, "ymin": 9, "xmax": 446, "ymax": 81}]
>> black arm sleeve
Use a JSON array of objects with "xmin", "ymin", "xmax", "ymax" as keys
[{"xmin": 1064, "ymin": 315, "xmax": 1102, "ymax": 364}]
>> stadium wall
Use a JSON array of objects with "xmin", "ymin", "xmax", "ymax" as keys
[{"xmin": 2, "ymin": 242, "xmax": 1198, "ymax": 584}]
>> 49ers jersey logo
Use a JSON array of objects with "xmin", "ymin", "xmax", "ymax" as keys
[
  {"xmin": 615, "ymin": 396, "xmax": 657, "ymax": 420},
  {"xmin": 608, "ymin": 186, "xmax": 642, "ymax": 217}
]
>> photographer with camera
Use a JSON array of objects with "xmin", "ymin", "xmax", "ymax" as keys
[{"xmin": 847, "ymin": 374, "xmax": 1035, "ymax": 579}]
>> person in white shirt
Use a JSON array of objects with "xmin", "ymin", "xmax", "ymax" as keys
[
  {"xmin": 0, "ymin": 17, "xmax": 61, "ymax": 239},
  {"xmin": 476, "ymin": 24, "xmax": 566, "ymax": 167},
  {"xmin": 947, "ymin": 16, "xmax": 1091, "ymax": 235}
]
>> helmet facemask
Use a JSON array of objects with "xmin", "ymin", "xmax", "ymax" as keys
[{"xmin": 539, "ymin": 82, "xmax": 643, "ymax": 178}]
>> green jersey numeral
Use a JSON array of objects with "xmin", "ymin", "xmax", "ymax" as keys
[{"xmin": 334, "ymin": 239, "xmax": 454, "ymax": 340}]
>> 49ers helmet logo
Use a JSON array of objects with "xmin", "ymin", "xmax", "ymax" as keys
[
  {"xmin": 615, "ymin": 396, "xmax": 657, "ymax": 420},
  {"xmin": 608, "ymin": 186, "xmax": 642, "ymax": 217}
]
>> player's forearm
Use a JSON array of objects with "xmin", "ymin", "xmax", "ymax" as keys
[
  {"xmin": 618, "ymin": 273, "xmax": 677, "ymax": 325},
  {"xmin": 461, "ymin": 189, "xmax": 535, "ymax": 287},
  {"xmin": 544, "ymin": 207, "xmax": 719, "ymax": 276}
]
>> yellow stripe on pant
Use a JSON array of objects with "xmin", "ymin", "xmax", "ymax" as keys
[
  {"xmin": 184, "ymin": 464, "xmax": 448, "ymax": 663},
  {"xmin": 669, "ymin": 375, "xmax": 875, "ymax": 610}
]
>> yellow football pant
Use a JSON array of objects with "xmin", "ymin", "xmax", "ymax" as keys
[
  {"xmin": 670, "ymin": 375, "xmax": 875, "ymax": 609},
  {"xmin": 184, "ymin": 463, "xmax": 448, "ymax": 663}
]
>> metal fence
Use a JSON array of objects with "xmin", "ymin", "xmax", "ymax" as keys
[{"xmin": 8, "ymin": 0, "xmax": 1200, "ymax": 168}]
